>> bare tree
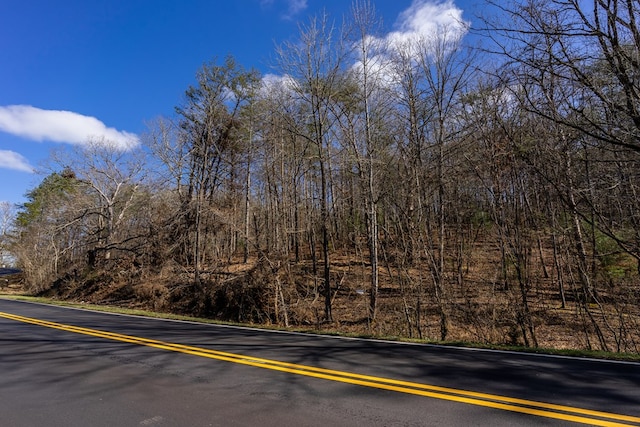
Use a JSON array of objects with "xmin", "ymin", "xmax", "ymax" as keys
[
  {"xmin": 346, "ymin": 0, "xmax": 391, "ymax": 321},
  {"xmin": 482, "ymin": 0, "xmax": 640, "ymax": 349},
  {"xmin": 386, "ymin": 21, "xmax": 474, "ymax": 340},
  {"xmin": 275, "ymin": 13, "xmax": 350, "ymax": 322},
  {"xmin": 485, "ymin": 0, "xmax": 640, "ymax": 152}
]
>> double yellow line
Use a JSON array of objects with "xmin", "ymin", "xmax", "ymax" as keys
[{"xmin": 2, "ymin": 310, "xmax": 639, "ymax": 426}]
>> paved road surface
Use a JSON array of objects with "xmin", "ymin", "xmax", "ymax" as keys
[{"xmin": 1, "ymin": 298, "xmax": 639, "ymax": 426}]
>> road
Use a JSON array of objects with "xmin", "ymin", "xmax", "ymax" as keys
[{"xmin": 1, "ymin": 298, "xmax": 639, "ymax": 427}]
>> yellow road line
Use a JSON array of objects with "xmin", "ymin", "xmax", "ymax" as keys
[{"xmin": 2, "ymin": 311, "xmax": 639, "ymax": 426}]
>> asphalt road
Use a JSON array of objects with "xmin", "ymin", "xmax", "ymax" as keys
[{"xmin": 1, "ymin": 298, "xmax": 639, "ymax": 427}]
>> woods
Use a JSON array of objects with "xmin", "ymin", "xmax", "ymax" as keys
[{"xmin": 6, "ymin": 0, "xmax": 640, "ymax": 352}]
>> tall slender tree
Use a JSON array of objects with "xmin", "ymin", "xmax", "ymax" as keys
[{"xmin": 275, "ymin": 13, "xmax": 350, "ymax": 321}]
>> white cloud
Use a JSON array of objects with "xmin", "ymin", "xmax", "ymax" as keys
[
  {"xmin": 260, "ymin": 73, "xmax": 302, "ymax": 101},
  {"xmin": 0, "ymin": 150, "xmax": 35, "ymax": 173},
  {"xmin": 388, "ymin": 0, "xmax": 469, "ymax": 51},
  {"xmin": 268, "ymin": 1, "xmax": 470, "ymax": 91},
  {"xmin": 351, "ymin": 1, "xmax": 470, "ymax": 89},
  {"xmin": 0, "ymin": 105, "xmax": 139, "ymax": 150},
  {"xmin": 262, "ymin": 73, "xmax": 298, "ymax": 90}
]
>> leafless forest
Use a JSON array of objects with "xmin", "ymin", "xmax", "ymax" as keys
[{"xmin": 5, "ymin": 1, "xmax": 640, "ymax": 352}]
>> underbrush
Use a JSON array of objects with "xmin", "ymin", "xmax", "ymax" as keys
[{"xmin": 22, "ymin": 251, "xmax": 640, "ymax": 355}]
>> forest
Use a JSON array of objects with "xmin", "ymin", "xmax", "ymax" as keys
[{"xmin": 3, "ymin": 0, "xmax": 640, "ymax": 352}]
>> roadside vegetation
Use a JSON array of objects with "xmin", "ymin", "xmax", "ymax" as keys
[
  {"xmin": 2, "ymin": 293, "xmax": 639, "ymax": 363},
  {"xmin": 2, "ymin": 0, "xmax": 640, "ymax": 354}
]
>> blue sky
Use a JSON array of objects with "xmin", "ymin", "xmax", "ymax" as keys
[{"xmin": 0, "ymin": 0, "xmax": 480, "ymax": 207}]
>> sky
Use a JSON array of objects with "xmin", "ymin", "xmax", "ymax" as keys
[{"xmin": 0, "ymin": 0, "xmax": 482, "ymax": 208}]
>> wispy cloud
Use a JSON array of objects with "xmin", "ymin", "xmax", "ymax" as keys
[
  {"xmin": 0, "ymin": 150, "xmax": 35, "ymax": 173},
  {"xmin": 259, "ymin": 0, "xmax": 307, "ymax": 19},
  {"xmin": 285, "ymin": 0, "xmax": 307, "ymax": 17},
  {"xmin": 0, "ymin": 105, "xmax": 139, "ymax": 150}
]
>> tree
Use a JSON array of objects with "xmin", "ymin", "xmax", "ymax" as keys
[
  {"xmin": 0, "ymin": 201, "xmax": 16, "ymax": 266},
  {"xmin": 175, "ymin": 55, "xmax": 261, "ymax": 286},
  {"xmin": 485, "ymin": 0, "xmax": 640, "ymax": 153},
  {"xmin": 343, "ymin": 0, "xmax": 396, "ymax": 322},
  {"xmin": 13, "ymin": 169, "xmax": 81, "ymax": 289},
  {"xmin": 482, "ymin": 0, "xmax": 640, "ymax": 349},
  {"xmin": 72, "ymin": 141, "xmax": 148, "ymax": 267},
  {"xmin": 275, "ymin": 13, "xmax": 350, "ymax": 322},
  {"xmin": 386, "ymin": 19, "xmax": 474, "ymax": 340}
]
